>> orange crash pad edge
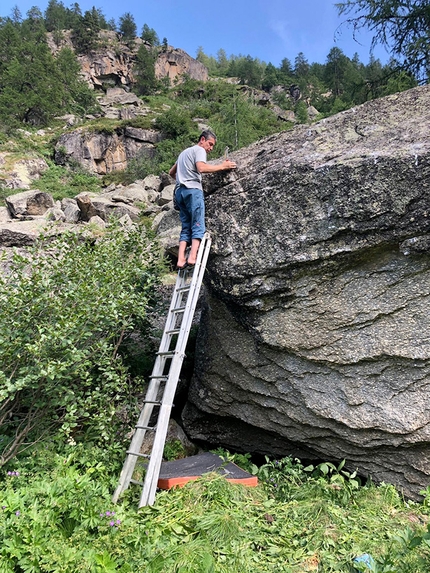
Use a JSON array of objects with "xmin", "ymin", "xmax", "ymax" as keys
[{"xmin": 158, "ymin": 475, "xmax": 258, "ymax": 489}]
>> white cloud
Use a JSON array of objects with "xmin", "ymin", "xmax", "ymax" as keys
[{"xmin": 269, "ymin": 18, "xmax": 294, "ymax": 50}]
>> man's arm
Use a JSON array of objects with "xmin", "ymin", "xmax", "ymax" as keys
[
  {"xmin": 196, "ymin": 159, "xmax": 237, "ymax": 174},
  {"xmin": 169, "ymin": 163, "xmax": 177, "ymax": 177}
]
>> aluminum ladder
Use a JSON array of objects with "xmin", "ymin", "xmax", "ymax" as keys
[{"xmin": 112, "ymin": 232, "xmax": 212, "ymax": 507}]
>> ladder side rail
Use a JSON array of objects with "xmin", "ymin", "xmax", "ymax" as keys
[
  {"xmin": 171, "ymin": 235, "xmax": 212, "ymax": 359},
  {"xmin": 155, "ymin": 272, "xmax": 189, "ymax": 354},
  {"xmin": 113, "ymin": 271, "xmax": 187, "ymax": 502},
  {"xmin": 112, "ymin": 356, "xmax": 171, "ymax": 502},
  {"xmin": 138, "ymin": 353, "xmax": 187, "ymax": 506},
  {"xmin": 139, "ymin": 236, "xmax": 212, "ymax": 506}
]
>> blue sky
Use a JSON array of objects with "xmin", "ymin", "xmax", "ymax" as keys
[{"xmin": 1, "ymin": 0, "xmax": 390, "ymax": 66}]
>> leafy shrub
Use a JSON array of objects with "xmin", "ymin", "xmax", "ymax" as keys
[
  {"xmin": 118, "ymin": 155, "xmax": 159, "ymax": 185},
  {"xmin": 0, "ymin": 222, "xmax": 164, "ymax": 464},
  {"xmin": 154, "ymin": 107, "xmax": 196, "ymax": 139}
]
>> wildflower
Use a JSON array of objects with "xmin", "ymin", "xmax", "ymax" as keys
[
  {"xmin": 109, "ymin": 520, "xmax": 115, "ymax": 527},
  {"xmin": 116, "ymin": 520, "xmax": 121, "ymax": 525},
  {"xmin": 15, "ymin": 510, "xmax": 20, "ymax": 516},
  {"xmin": 105, "ymin": 511, "xmax": 111, "ymax": 516}
]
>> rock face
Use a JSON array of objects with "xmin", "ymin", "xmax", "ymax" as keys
[
  {"xmin": 55, "ymin": 127, "xmax": 163, "ymax": 174},
  {"xmin": 0, "ymin": 153, "xmax": 49, "ymax": 189},
  {"xmin": 155, "ymin": 48, "xmax": 208, "ymax": 85},
  {"xmin": 182, "ymin": 85, "xmax": 430, "ymax": 499},
  {"xmin": 47, "ymin": 30, "xmax": 208, "ymax": 90}
]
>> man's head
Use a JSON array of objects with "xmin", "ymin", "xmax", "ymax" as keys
[{"xmin": 198, "ymin": 130, "xmax": 216, "ymax": 153}]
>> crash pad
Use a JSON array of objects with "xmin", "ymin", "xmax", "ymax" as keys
[{"xmin": 157, "ymin": 452, "xmax": 258, "ymax": 489}]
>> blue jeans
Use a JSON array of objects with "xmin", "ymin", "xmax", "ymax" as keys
[{"xmin": 175, "ymin": 185, "xmax": 206, "ymax": 242}]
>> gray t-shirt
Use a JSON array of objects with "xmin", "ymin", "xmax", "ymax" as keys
[{"xmin": 176, "ymin": 144, "xmax": 207, "ymax": 190}]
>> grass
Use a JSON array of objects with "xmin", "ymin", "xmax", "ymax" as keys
[{"xmin": 1, "ymin": 444, "xmax": 430, "ymax": 573}]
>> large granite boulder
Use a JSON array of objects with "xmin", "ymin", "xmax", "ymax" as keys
[
  {"xmin": 182, "ymin": 85, "xmax": 430, "ymax": 499},
  {"xmin": 5, "ymin": 190, "xmax": 54, "ymax": 217}
]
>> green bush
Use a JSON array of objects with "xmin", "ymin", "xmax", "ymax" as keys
[
  {"xmin": 0, "ymin": 222, "xmax": 164, "ymax": 464},
  {"xmin": 154, "ymin": 107, "xmax": 196, "ymax": 139}
]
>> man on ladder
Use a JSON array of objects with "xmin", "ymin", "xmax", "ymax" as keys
[
  {"xmin": 169, "ymin": 130, "xmax": 236, "ymax": 270},
  {"xmin": 113, "ymin": 133, "xmax": 236, "ymax": 507}
]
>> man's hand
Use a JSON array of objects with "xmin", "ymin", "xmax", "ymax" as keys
[
  {"xmin": 196, "ymin": 160, "xmax": 237, "ymax": 174},
  {"xmin": 221, "ymin": 159, "xmax": 237, "ymax": 170}
]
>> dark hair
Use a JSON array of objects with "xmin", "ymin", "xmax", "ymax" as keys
[{"xmin": 198, "ymin": 130, "xmax": 216, "ymax": 143}]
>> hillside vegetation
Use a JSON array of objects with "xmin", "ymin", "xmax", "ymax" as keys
[{"xmin": 0, "ymin": 0, "xmax": 419, "ymax": 186}]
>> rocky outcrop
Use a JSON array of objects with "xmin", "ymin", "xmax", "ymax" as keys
[
  {"xmin": 155, "ymin": 48, "xmax": 208, "ymax": 85},
  {"xmin": 0, "ymin": 153, "xmax": 49, "ymax": 190},
  {"xmin": 47, "ymin": 30, "xmax": 208, "ymax": 91},
  {"xmin": 54, "ymin": 127, "xmax": 163, "ymax": 174},
  {"xmin": 97, "ymin": 88, "xmax": 150, "ymax": 120},
  {"xmin": 182, "ymin": 85, "xmax": 430, "ymax": 499},
  {"xmin": 47, "ymin": 30, "xmax": 143, "ymax": 89},
  {"xmin": 0, "ymin": 175, "xmax": 176, "ymax": 247}
]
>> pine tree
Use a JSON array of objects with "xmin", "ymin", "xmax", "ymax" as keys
[
  {"xmin": 141, "ymin": 23, "xmax": 159, "ymax": 46},
  {"xmin": 44, "ymin": 0, "xmax": 67, "ymax": 32},
  {"xmin": 262, "ymin": 62, "xmax": 279, "ymax": 91},
  {"xmin": 71, "ymin": 9, "xmax": 100, "ymax": 54},
  {"xmin": 119, "ymin": 12, "xmax": 137, "ymax": 42},
  {"xmin": 134, "ymin": 45, "xmax": 158, "ymax": 95},
  {"xmin": 336, "ymin": 0, "xmax": 430, "ymax": 82}
]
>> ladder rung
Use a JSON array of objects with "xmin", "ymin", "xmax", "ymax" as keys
[
  {"xmin": 136, "ymin": 425, "xmax": 156, "ymax": 431},
  {"xmin": 126, "ymin": 451, "xmax": 150, "ymax": 458},
  {"xmin": 177, "ymin": 286, "xmax": 191, "ymax": 293},
  {"xmin": 172, "ymin": 306, "xmax": 186, "ymax": 313},
  {"xmin": 130, "ymin": 479, "xmax": 144, "ymax": 486},
  {"xmin": 143, "ymin": 399, "xmax": 175, "ymax": 406},
  {"xmin": 149, "ymin": 375, "xmax": 167, "ymax": 380},
  {"xmin": 165, "ymin": 329, "xmax": 180, "ymax": 335},
  {"xmin": 156, "ymin": 351, "xmax": 175, "ymax": 357}
]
